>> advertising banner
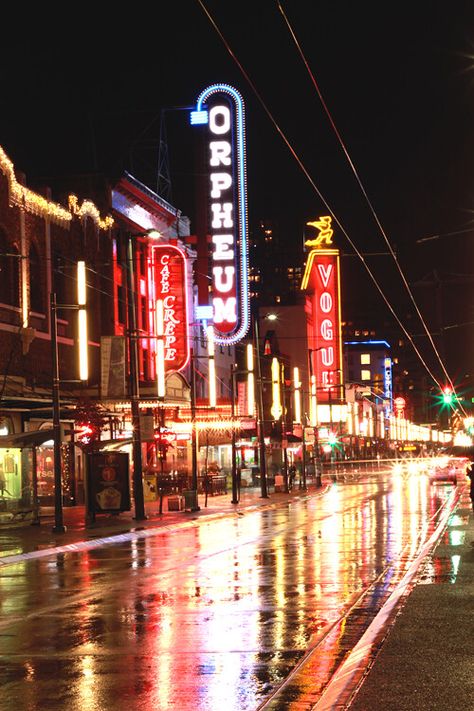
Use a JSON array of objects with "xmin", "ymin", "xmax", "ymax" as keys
[
  {"xmin": 100, "ymin": 336, "xmax": 126, "ymax": 399},
  {"xmin": 88, "ymin": 452, "xmax": 130, "ymax": 513}
]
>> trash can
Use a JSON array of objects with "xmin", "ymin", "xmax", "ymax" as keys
[{"xmin": 183, "ymin": 489, "xmax": 199, "ymax": 512}]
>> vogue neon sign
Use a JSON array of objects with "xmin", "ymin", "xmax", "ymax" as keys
[
  {"xmin": 191, "ymin": 84, "xmax": 249, "ymax": 344},
  {"xmin": 302, "ymin": 224, "xmax": 343, "ymax": 404}
]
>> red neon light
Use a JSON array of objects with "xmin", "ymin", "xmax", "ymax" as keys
[{"xmin": 151, "ymin": 244, "xmax": 189, "ymax": 374}]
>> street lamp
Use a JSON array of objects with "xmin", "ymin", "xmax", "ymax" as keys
[
  {"xmin": 123, "ymin": 228, "xmax": 167, "ymax": 521},
  {"xmin": 253, "ymin": 314, "xmax": 269, "ymax": 498},
  {"xmin": 50, "ymin": 261, "xmax": 89, "ymax": 533}
]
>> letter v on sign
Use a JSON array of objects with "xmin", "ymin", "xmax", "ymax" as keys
[{"xmin": 318, "ymin": 263, "xmax": 333, "ymax": 287}]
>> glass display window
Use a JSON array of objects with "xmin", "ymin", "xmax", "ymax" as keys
[{"xmin": 0, "ymin": 448, "xmax": 22, "ymax": 500}]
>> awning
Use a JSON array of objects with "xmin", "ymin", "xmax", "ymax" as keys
[{"xmin": 0, "ymin": 429, "xmax": 55, "ymax": 448}]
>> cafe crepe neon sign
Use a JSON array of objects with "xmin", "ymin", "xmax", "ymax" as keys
[
  {"xmin": 152, "ymin": 244, "xmax": 189, "ymax": 375},
  {"xmin": 190, "ymin": 84, "xmax": 250, "ymax": 344}
]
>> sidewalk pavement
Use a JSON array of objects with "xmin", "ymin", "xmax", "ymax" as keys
[
  {"xmin": 0, "ymin": 482, "xmax": 322, "ymax": 561},
  {"xmin": 349, "ymin": 487, "xmax": 474, "ymax": 711}
]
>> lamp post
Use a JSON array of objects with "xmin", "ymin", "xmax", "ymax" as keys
[
  {"xmin": 50, "ymin": 260, "xmax": 89, "ymax": 532},
  {"xmin": 50, "ymin": 292, "xmax": 67, "ymax": 533},
  {"xmin": 253, "ymin": 315, "xmax": 269, "ymax": 498},
  {"xmin": 126, "ymin": 235, "xmax": 146, "ymax": 521},
  {"xmin": 189, "ymin": 347, "xmax": 200, "ymax": 511},
  {"xmin": 230, "ymin": 364, "xmax": 239, "ymax": 504}
]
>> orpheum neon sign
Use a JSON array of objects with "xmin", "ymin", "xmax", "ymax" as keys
[
  {"xmin": 151, "ymin": 244, "xmax": 189, "ymax": 375},
  {"xmin": 191, "ymin": 84, "xmax": 250, "ymax": 344},
  {"xmin": 302, "ymin": 218, "xmax": 343, "ymax": 403}
]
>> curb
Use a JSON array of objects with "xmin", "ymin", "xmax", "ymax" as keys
[{"xmin": 0, "ymin": 484, "xmax": 331, "ymax": 568}]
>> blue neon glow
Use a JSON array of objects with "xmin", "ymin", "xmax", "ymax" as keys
[
  {"xmin": 190, "ymin": 110, "xmax": 208, "ymax": 125},
  {"xmin": 191, "ymin": 83, "xmax": 249, "ymax": 345},
  {"xmin": 384, "ymin": 356, "xmax": 393, "ymax": 413},
  {"xmin": 344, "ymin": 340, "xmax": 391, "ymax": 348}
]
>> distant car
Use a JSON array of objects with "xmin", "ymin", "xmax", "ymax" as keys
[{"xmin": 428, "ymin": 457, "xmax": 468, "ymax": 485}]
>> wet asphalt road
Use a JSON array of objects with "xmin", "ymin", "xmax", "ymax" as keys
[{"xmin": 0, "ymin": 471, "xmax": 458, "ymax": 711}]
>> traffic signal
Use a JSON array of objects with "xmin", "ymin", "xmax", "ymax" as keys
[{"xmin": 442, "ymin": 386, "xmax": 453, "ymax": 405}]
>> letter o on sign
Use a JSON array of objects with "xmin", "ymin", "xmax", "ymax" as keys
[
  {"xmin": 209, "ymin": 106, "xmax": 231, "ymax": 135},
  {"xmin": 320, "ymin": 292, "xmax": 333, "ymax": 313}
]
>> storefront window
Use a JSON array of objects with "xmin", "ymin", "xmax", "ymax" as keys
[{"xmin": 0, "ymin": 448, "xmax": 22, "ymax": 501}]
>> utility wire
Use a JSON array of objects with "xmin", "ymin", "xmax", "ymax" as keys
[
  {"xmin": 196, "ymin": 0, "xmax": 449, "ymax": 401},
  {"xmin": 277, "ymin": 1, "xmax": 466, "ymax": 415}
]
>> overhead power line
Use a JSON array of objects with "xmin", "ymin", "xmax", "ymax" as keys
[
  {"xmin": 196, "ymin": 0, "xmax": 453, "ymax": 407},
  {"xmin": 276, "ymin": 1, "xmax": 465, "ymax": 416}
]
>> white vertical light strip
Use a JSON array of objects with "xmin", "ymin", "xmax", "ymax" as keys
[
  {"xmin": 354, "ymin": 401, "xmax": 359, "ymax": 435},
  {"xmin": 77, "ymin": 261, "xmax": 88, "ymax": 381},
  {"xmin": 207, "ymin": 324, "xmax": 216, "ymax": 407},
  {"xmin": 347, "ymin": 402, "xmax": 353, "ymax": 435},
  {"xmin": 246, "ymin": 343, "xmax": 255, "ymax": 416},
  {"xmin": 155, "ymin": 299, "xmax": 166, "ymax": 398},
  {"xmin": 271, "ymin": 357, "xmax": 282, "ymax": 420},
  {"xmin": 20, "ymin": 211, "xmax": 28, "ymax": 326},
  {"xmin": 310, "ymin": 374, "xmax": 318, "ymax": 427},
  {"xmin": 293, "ymin": 366, "xmax": 301, "ymax": 424},
  {"xmin": 369, "ymin": 408, "xmax": 374, "ymax": 437}
]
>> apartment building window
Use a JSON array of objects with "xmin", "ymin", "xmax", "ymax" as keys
[
  {"xmin": 29, "ymin": 243, "xmax": 43, "ymax": 313},
  {"xmin": 360, "ymin": 353, "xmax": 370, "ymax": 365},
  {"xmin": 361, "ymin": 369, "xmax": 371, "ymax": 381}
]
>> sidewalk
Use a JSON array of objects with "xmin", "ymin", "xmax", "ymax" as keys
[
  {"xmin": 0, "ymin": 482, "xmax": 323, "ymax": 562},
  {"xmin": 349, "ymin": 488, "xmax": 474, "ymax": 710}
]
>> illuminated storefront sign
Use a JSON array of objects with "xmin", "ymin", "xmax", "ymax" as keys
[
  {"xmin": 394, "ymin": 396, "xmax": 406, "ymax": 415},
  {"xmin": 190, "ymin": 83, "xmax": 249, "ymax": 344},
  {"xmin": 151, "ymin": 244, "xmax": 189, "ymax": 374},
  {"xmin": 301, "ymin": 217, "xmax": 343, "ymax": 404}
]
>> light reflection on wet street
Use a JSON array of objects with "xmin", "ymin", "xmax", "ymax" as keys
[{"xmin": 0, "ymin": 471, "xmax": 460, "ymax": 710}]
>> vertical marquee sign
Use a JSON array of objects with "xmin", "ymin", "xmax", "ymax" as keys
[
  {"xmin": 190, "ymin": 84, "xmax": 250, "ymax": 344},
  {"xmin": 151, "ymin": 244, "xmax": 189, "ymax": 374},
  {"xmin": 301, "ymin": 217, "xmax": 343, "ymax": 403}
]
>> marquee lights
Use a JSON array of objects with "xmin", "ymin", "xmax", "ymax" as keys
[
  {"xmin": 190, "ymin": 84, "xmax": 249, "ymax": 344},
  {"xmin": 0, "ymin": 146, "xmax": 113, "ymax": 228}
]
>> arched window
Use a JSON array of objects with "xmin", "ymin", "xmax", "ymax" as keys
[
  {"xmin": 0, "ymin": 228, "xmax": 19, "ymax": 307},
  {"xmin": 29, "ymin": 243, "xmax": 43, "ymax": 313}
]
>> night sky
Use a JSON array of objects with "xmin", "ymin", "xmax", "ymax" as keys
[{"xmin": 1, "ymin": 1, "xmax": 473, "ymax": 384}]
